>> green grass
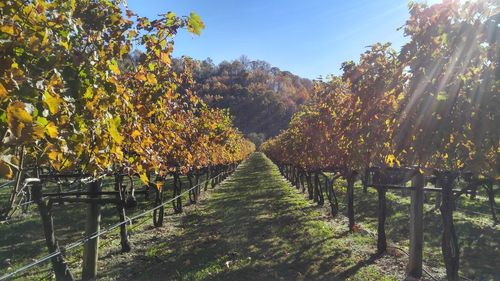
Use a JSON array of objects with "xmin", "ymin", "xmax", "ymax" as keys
[
  {"xmin": 94, "ymin": 153, "xmax": 404, "ymax": 280},
  {"xmin": 0, "ymin": 174, "xmax": 200, "ymax": 280},
  {"xmin": 326, "ymin": 176, "xmax": 499, "ymax": 280},
  {"xmin": 2, "ymin": 153, "xmax": 497, "ymax": 280}
]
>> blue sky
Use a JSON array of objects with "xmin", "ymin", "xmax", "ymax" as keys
[{"xmin": 127, "ymin": 0, "xmax": 435, "ymax": 79}]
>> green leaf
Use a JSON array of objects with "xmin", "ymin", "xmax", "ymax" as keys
[
  {"xmin": 187, "ymin": 12, "xmax": 204, "ymax": 35},
  {"xmin": 165, "ymin": 11, "xmax": 177, "ymax": 26},
  {"xmin": 36, "ymin": 116, "xmax": 49, "ymax": 126},
  {"xmin": 83, "ymin": 87, "xmax": 93, "ymax": 99}
]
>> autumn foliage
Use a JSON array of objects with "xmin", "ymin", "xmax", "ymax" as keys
[
  {"xmin": 262, "ymin": 0, "xmax": 498, "ymax": 179},
  {"xmin": 0, "ymin": 0, "xmax": 254, "ymax": 182}
]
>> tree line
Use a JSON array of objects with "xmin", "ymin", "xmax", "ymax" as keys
[{"xmin": 173, "ymin": 56, "xmax": 313, "ymax": 146}]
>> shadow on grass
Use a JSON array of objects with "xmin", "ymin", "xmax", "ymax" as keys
[
  {"xmin": 0, "ymin": 174, "xmax": 198, "ymax": 279},
  {"xmin": 332, "ymin": 179, "xmax": 499, "ymax": 280},
  {"xmin": 101, "ymin": 153, "xmax": 384, "ymax": 281},
  {"xmin": 335, "ymin": 253, "xmax": 381, "ymax": 280}
]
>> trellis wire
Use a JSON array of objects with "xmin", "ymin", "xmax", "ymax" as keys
[{"xmin": 0, "ymin": 170, "xmax": 229, "ymax": 281}]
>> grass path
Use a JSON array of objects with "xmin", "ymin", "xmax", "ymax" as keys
[{"xmin": 100, "ymin": 153, "xmax": 406, "ymax": 281}]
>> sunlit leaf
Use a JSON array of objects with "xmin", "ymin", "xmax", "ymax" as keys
[
  {"xmin": 109, "ymin": 59, "xmax": 121, "ymax": 75},
  {"xmin": 0, "ymin": 161, "xmax": 13, "ymax": 179},
  {"xmin": 0, "ymin": 25, "xmax": 14, "ymax": 35},
  {"xmin": 0, "ymin": 82, "xmax": 8, "ymax": 100},
  {"xmin": 43, "ymin": 91, "xmax": 62, "ymax": 114},
  {"xmin": 187, "ymin": 12, "xmax": 204, "ymax": 35},
  {"xmin": 108, "ymin": 116, "xmax": 124, "ymax": 145},
  {"xmin": 46, "ymin": 122, "xmax": 58, "ymax": 138}
]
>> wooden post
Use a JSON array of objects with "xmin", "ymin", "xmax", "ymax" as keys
[
  {"xmin": 439, "ymin": 173, "xmax": 460, "ymax": 281},
  {"xmin": 188, "ymin": 173, "xmax": 195, "ymax": 204},
  {"xmin": 300, "ymin": 172, "xmax": 306, "ymax": 193},
  {"xmin": 114, "ymin": 175, "xmax": 131, "ymax": 253},
  {"xmin": 407, "ymin": 172, "xmax": 424, "ymax": 278},
  {"xmin": 484, "ymin": 181, "xmax": 497, "ymax": 224},
  {"xmin": 325, "ymin": 175, "xmax": 339, "ymax": 217},
  {"xmin": 82, "ymin": 180, "xmax": 102, "ymax": 281},
  {"xmin": 377, "ymin": 186, "xmax": 387, "ymax": 254},
  {"xmin": 295, "ymin": 168, "xmax": 299, "ymax": 187},
  {"xmin": 469, "ymin": 182, "xmax": 478, "ymax": 200},
  {"xmin": 306, "ymin": 173, "xmax": 313, "ymax": 200},
  {"xmin": 153, "ymin": 183, "xmax": 164, "ymax": 227},
  {"xmin": 172, "ymin": 173, "xmax": 183, "ymax": 213},
  {"xmin": 292, "ymin": 168, "xmax": 296, "ymax": 188},
  {"xmin": 435, "ymin": 192, "xmax": 442, "ymax": 209},
  {"xmin": 32, "ymin": 182, "xmax": 75, "ymax": 281},
  {"xmin": 195, "ymin": 173, "xmax": 201, "ymax": 200},
  {"xmin": 312, "ymin": 173, "xmax": 319, "ymax": 203},
  {"xmin": 204, "ymin": 167, "xmax": 210, "ymax": 191},
  {"xmin": 211, "ymin": 167, "xmax": 216, "ymax": 188},
  {"xmin": 315, "ymin": 173, "xmax": 324, "ymax": 205},
  {"xmin": 362, "ymin": 166, "xmax": 369, "ymax": 193},
  {"xmin": 346, "ymin": 171, "xmax": 356, "ymax": 231}
]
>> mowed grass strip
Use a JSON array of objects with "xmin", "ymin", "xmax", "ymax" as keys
[{"xmin": 113, "ymin": 153, "xmax": 405, "ymax": 281}]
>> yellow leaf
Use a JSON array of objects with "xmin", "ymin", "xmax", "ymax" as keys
[
  {"xmin": 41, "ymin": 28, "xmax": 49, "ymax": 47},
  {"xmin": 147, "ymin": 73, "xmax": 157, "ymax": 84},
  {"xmin": 46, "ymin": 145, "xmax": 60, "ymax": 161},
  {"xmin": 43, "ymin": 91, "xmax": 62, "ymax": 114},
  {"xmin": 108, "ymin": 116, "xmax": 124, "ymax": 144},
  {"xmin": 385, "ymin": 154, "xmax": 400, "ymax": 168},
  {"xmin": 110, "ymin": 145, "xmax": 124, "ymax": 161},
  {"xmin": 131, "ymin": 130, "xmax": 141, "ymax": 139},
  {"xmin": 135, "ymin": 72, "xmax": 147, "ymax": 81},
  {"xmin": 109, "ymin": 59, "xmax": 121, "ymax": 75},
  {"xmin": 0, "ymin": 82, "xmax": 8, "ymax": 100},
  {"xmin": 0, "ymin": 161, "xmax": 13, "ymax": 179},
  {"xmin": 32, "ymin": 124, "xmax": 45, "ymax": 138},
  {"xmin": 59, "ymin": 40, "xmax": 69, "ymax": 50},
  {"xmin": 7, "ymin": 101, "xmax": 32, "ymax": 123},
  {"xmin": 0, "ymin": 25, "xmax": 14, "ymax": 35},
  {"xmin": 160, "ymin": 52, "xmax": 170, "ymax": 65},
  {"xmin": 46, "ymin": 122, "xmax": 58, "ymax": 138},
  {"xmin": 155, "ymin": 181, "xmax": 163, "ymax": 191},
  {"xmin": 139, "ymin": 172, "xmax": 149, "ymax": 184}
]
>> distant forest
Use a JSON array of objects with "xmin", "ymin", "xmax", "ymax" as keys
[
  {"xmin": 174, "ymin": 57, "xmax": 313, "ymax": 147},
  {"xmin": 128, "ymin": 52, "xmax": 313, "ymax": 147}
]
